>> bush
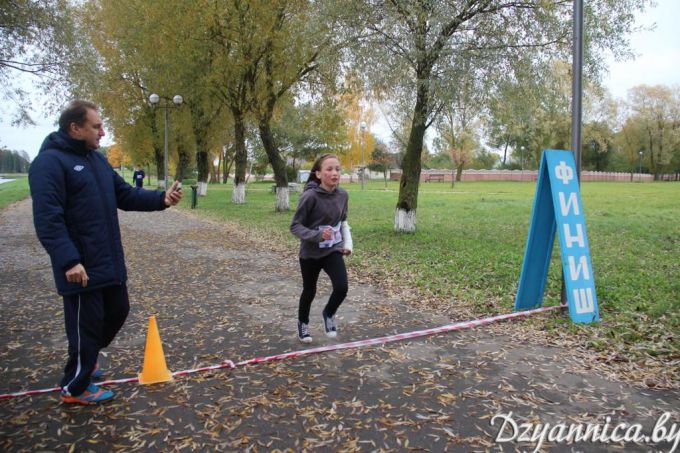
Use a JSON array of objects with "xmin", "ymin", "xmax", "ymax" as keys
[{"xmin": 286, "ymin": 166, "xmax": 296, "ymax": 182}]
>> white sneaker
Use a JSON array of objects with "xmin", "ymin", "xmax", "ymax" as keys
[{"xmin": 322, "ymin": 310, "xmax": 337, "ymax": 338}]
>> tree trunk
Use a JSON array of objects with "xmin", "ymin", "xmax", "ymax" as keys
[
  {"xmin": 232, "ymin": 110, "xmax": 248, "ymax": 203},
  {"xmin": 223, "ymin": 152, "xmax": 232, "ymax": 184},
  {"xmin": 211, "ymin": 154, "xmax": 218, "ymax": 183},
  {"xmin": 196, "ymin": 150, "xmax": 209, "ymax": 195},
  {"xmin": 150, "ymin": 112, "xmax": 164, "ymax": 187},
  {"xmin": 192, "ymin": 100, "xmax": 214, "ymax": 195},
  {"xmin": 349, "ymin": 157, "xmax": 353, "ymax": 183},
  {"xmin": 153, "ymin": 145, "xmax": 163, "ymax": 188},
  {"xmin": 394, "ymin": 71, "xmax": 429, "ymax": 233},
  {"xmin": 456, "ymin": 163, "xmax": 464, "ymax": 182},
  {"xmin": 232, "ymin": 182, "xmax": 246, "ymax": 204},
  {"xmin": 174, "ymin": 141, "xmax": 191, "ymax": 182},
  {"xmin": 150, "ymin": 118, "xmax": 164, "ymax": 188},
  {"xmin": 259, "ymin": 120, "xmax": 289, "ymax": 211},
  {"xmin": 275, "ymin": 187, "xmax": 290, "ymax": 211}
]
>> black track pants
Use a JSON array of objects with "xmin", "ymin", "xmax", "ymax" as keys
[{"xmin": 60, "ymin": 284, "xmax": 129, "ymax": 396}]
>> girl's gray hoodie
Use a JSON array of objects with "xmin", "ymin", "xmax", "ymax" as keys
[{"xmin": 290, "ymin": 181, "xmax": 349, "ymax": 259}]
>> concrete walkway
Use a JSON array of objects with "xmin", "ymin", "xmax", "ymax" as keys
[{"xmin": 1, "ymin": 198, "xmax": 678, "ymax": 452}]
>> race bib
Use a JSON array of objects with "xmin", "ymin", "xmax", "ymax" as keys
[{"xmin": 319, "ymin": 223, "xmax": 342, "ymax": 248}]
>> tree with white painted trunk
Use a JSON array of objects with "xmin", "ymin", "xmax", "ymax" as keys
[
  {"xmin": 208, "ymin": 1, "xmax": 266, "ymax": 205},
  {"xmin": 230, "ymin": 111, "xmax": 248, "ymax": 205},
  {"xmin": 345, "ymin": 0, "xmax": 649, "ymax": 232},
  {"xmin": 250, "ymin": 0, "xmax": 347, "ymax": 212}
]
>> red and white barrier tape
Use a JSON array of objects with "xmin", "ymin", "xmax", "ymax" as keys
[
  {"xmin": 235, "ymin": 304, "xmax": 564, "ymax": 367},
  {"xmin": 0, "ymin": 305, "xmax": 564, "ymax": 400}
]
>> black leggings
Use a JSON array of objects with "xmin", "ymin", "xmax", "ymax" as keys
[{"xmin": 298, "ymin": 252, "xmax": 348, "ymax": 323}]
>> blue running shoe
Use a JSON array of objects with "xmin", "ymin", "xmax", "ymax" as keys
[
  {"xmin": 61, "ymin": 384, "xmax": 114, "ymax": 405},
  {"xmin": 91, "ymin": 362, "xmax": 103, "ymax": 380}
]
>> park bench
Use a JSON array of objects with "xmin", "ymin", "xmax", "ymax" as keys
[{"xmin": 425, "ymin": 173, "xmax": 446, "ymax": 182}]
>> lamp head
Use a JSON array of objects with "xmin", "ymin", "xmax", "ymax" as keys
[
  {"xmin": 173, "ymin": 95, "xmax": 183, "ymax": 105},
  {"xmin": 149, "ymin": 93, "xmax": 160, "ymax": 105}
]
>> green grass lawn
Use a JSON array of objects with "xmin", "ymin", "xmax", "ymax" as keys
[
  {"xmin": 0, "ymin": 174, "xmax": 29, "ymax": 210},
  {"xmin": 187, "ymin": 179, "xmax": 679, "ymax": 360},
  {"xmin": 3, "ymin": 174, "xmax": 678, "ymax": 360},
  {"xmin": 0, "ymin": 173, "xmax": 164, "ymax": 211}
]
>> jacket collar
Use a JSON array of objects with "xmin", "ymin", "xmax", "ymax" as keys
[
  {"xmin": 58, "ymin": 130, "xmax": 90, "ymax": 156},
  {"xmin": 38, "ymin": 130, "xmax": 91, "ymax": 156}
]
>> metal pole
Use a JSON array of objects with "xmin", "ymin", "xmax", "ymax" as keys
[
  {"xmin": 563, "ymin": 0, "xmax": 583, "ymax": 305},
  {"xmin": 571, "ymin": 0, "xmax": 583, "ymax": 179},
  {"xmin": 638, "ymin": 152, "xmax": 642, "ymax": 182},
  {"xmin": 361, "ymin": 131, "xmax": 365, "ymax": 191},
  {"xmin": 164, "ymin": 105, "xmax": 169, "ymax": 189}
]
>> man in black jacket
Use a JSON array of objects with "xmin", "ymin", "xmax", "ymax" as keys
[{"xmin": 29, "ymin": 100, "xmax": 183, "ymax": 405}]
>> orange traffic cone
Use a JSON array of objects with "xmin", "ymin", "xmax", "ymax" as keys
[{"xmin": 138, "ymin": 315, "xmax": 173, "ymax": 385}]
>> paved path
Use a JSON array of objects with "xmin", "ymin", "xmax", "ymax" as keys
[{"xmin": 1, "ymin": 199, "xmax": 678, "ymax": 452}]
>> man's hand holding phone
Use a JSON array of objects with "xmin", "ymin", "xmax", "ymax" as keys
[{"xmin": 164, "ymin": 180, "xmax": 183, "ymax": 207}]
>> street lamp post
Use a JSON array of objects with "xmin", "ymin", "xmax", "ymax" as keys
[
  {"xmin": 149, "ymin": 93, "xmax": 183, "ymax": 189},
  {"xmin": 360, "ymin": 121, "xmax": 367, "ymax": 191},
  {"xmin": 638, "ymin": 150, "xmax": 643, "ymax": 182},
  {"xmin": 520, "ymin": 145, "xmax": 525, "ymax": 181}
]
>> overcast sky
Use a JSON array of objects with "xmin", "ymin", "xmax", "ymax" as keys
[{"xmin": 1, "ymin": 0, "xmax": 679, "ymax": 161}]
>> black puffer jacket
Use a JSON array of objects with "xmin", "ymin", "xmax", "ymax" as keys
[{"xmin": 29, "ymin": 130, "xmax": 167, "ymax": 295}]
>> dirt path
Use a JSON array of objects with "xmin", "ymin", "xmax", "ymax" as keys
[{"xmin": 1, "ymin": 199, "xmax": 678, "ymax": 452}]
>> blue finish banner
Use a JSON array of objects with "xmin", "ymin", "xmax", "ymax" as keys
[{"xmin": 515, "ymin": 150, "xmax": 600, "ymax": 324}]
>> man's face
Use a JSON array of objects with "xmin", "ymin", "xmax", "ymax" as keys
[{"xmin": 70, "ymin": 108, "xmax": 105, "ymax": 150}]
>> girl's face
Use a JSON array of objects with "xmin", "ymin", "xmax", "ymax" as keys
[{"xmin": 316, "ymin": 157, "xmax": 341, "ymax": 191}]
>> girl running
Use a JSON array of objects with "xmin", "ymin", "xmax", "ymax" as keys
[{"xmin": 290, "ymin": 154, "xmax": 353, "ymax": 343}]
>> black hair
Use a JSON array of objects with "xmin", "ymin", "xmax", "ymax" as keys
[
  {"xmin": 58, "ymin": 100, "xmax": 98, "ymax": 132},
  {"xmin": 306, "ymin": 153, "xmax": 339, "ymax": 188}
]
